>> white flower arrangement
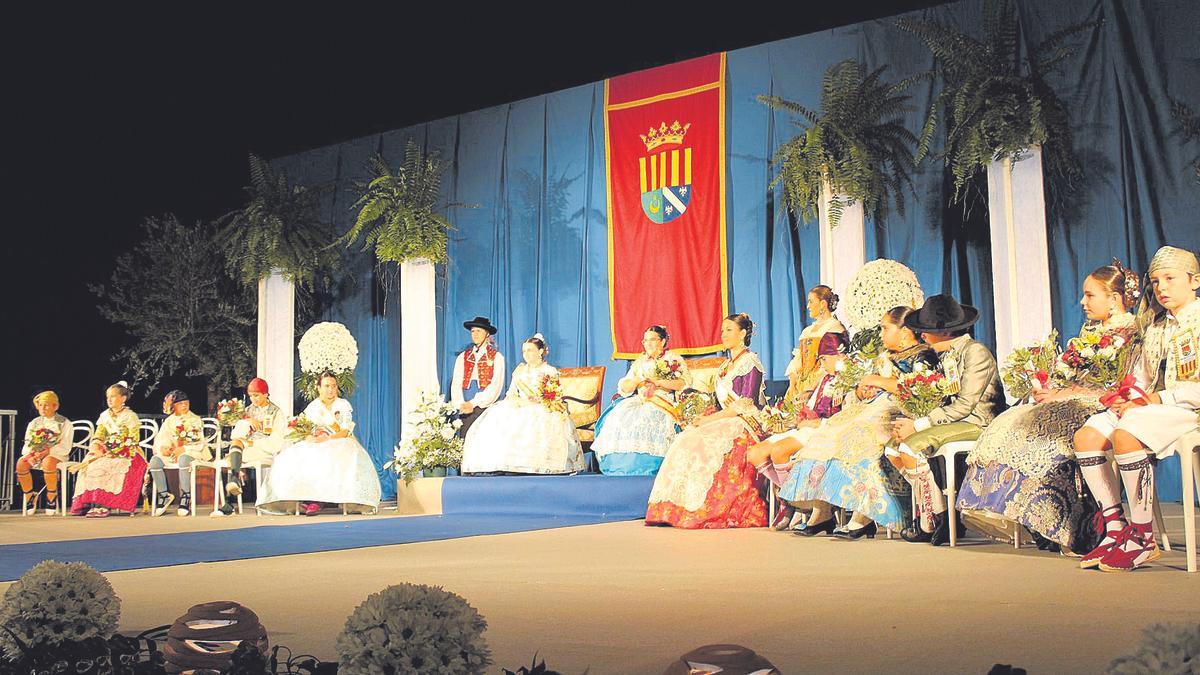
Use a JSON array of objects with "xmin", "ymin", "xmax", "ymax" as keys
[
  {"xmin": 0, "ymin": 561, "xmax": 121, "ymax": 659},
  {"xmin": 336, "ymin": 583, "xmax": 492, "ymax": 674},
  {"xmin": 842, "ymin": 259, "xmax": 925, "ymax": 332},
  {"xmin": 297, "ymin": 321, "xmax": 359, "ymax": 399},
  {"xmin": 386, "ymin": 390, "xmax": 464, "ymax": 483}
]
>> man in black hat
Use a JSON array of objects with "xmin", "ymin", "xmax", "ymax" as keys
[
  {"xmin": 884, "ymin": 294, "xmax": 1007, "ymax": 545},
  {"xmin": 450, "ymin": 316, "xmax": 506, "ymax": 438}
]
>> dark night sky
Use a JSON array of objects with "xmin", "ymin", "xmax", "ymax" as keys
[{"xmin": 2, "ymin": 3, "xmax": 947, "ymax": 431}]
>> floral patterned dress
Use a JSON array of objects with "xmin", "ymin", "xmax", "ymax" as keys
[
  {"xmin": 645, "ymin": 349, "xmax": 768, "ymax": 528},
  {"xmin": 592, "ymin": 351, "xmax": 691, "ymax": 475},
  {"xmin": 957, "ymin": 314, "xmax": 1137, "ymax": 552},
  {"xmin": 70, "ymin": 407, "xmax": 147, "ymax": 515},
  {"xmin": 779, "ymin": 344, "xmax": 938, "ymax": 530}
]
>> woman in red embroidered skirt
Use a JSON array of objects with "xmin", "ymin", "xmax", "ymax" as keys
[{"xmin": 646, "ymin": 313, "xmax": 768, "ymax": 528}]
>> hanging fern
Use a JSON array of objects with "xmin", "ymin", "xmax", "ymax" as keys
[
  {"xmin": 897, "ymin": 0, "xmax": 1097, "ymax": 201},
  {"xmin": 759, "ymin": 59, "xmax": 918, "ymax": 226},
  {"xmin": 341, "ymin": 142, "xmax": 461, "ymax": 276},
  {"xmin": 218, "ymin": 154, "xmax": 335, "ymax": 289}
]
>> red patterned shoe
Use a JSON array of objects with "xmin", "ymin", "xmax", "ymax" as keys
[
  {"xmin": 1080, "ymin": 504, "xmax": 1126, "ymax": 570},
  {"xmin": 1098, "ymin": 523, "xmax": 1160, "ymax": 573}
]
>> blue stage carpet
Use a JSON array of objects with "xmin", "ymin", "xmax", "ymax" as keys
[
  {"xmin": 441, "ymin": 474, "xmax": 655, "ymax": 518},
  {"xmin": 0, "ymin": 513, "xmax": 621, "ymax": 582},
  {"xmin": 0, "ymin": 475, "xmax": 657, "ymax": 582}
]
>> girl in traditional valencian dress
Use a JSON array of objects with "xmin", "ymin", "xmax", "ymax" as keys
[
  {"xmin": 1073, "ymin": 246, "xmax": 1200, "ymax": 572},
  {"xmin": 16, "ymin": 391, "xmax": 73, "ymax": 515},
  {"xmin": 592, "ymin": 325, "xmax": 691, "ymax": 475},
  {"xmin": 958, "ymin": 262, "xmax": 1139, "ymax": 553},
  {"xmin": 70, "ymin": 382, "xmax": 146, "ymax": 517},
  {"xmin": 785, "ymin": 285, "xmax": 846, "ymax": 400},
  {"xmin": 646, "ymin": 313, "xmax": 768, "ymax": 529},
  {"xmin": 258, "ymin": 371, "xmax": 381, "ymax": 516},
  {"xmin": 460, "ymin": 334, "xmax": 585, "ymax": 474},
  {"xmin": 779, "ymin": 306, "xmax": 939, "ymax": 538}
]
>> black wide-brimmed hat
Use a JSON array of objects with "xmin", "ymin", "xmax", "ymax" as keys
[
  {"xmin": 904, "ymin": 294, "xmax": 979, "ymax": 333},
  {"xmin": 463, "ymin": 316, "xmax": 498, "ymax": 335}
]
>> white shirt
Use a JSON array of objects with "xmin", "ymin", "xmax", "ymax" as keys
[{"xmin": 450, "ymin": 344, "xmax": 507, "ymax": 408}]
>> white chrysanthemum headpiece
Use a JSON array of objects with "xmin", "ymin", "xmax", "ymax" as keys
[
  {"xmin": 842, "ymin": 259, "xmax": 925, "ymax": 332},
  {"xmin": 298, "ymin": 322, "xmax": 359, "ymax": 374}
]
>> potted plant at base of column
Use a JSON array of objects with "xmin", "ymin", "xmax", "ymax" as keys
[{"xmin": 386, "ymin": 391, "xmax": 464, "ymax": 484}]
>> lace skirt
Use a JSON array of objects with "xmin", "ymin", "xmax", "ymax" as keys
[
  {"xmin": 461, "ymin": 398, "xmax": 584, "ymax": 474},
  {"xmin": 957, "ymin": 396, "xmax": 1102, "ymax": 551},
  {"xmin": 592, "ymin": 395, "xmax": 678, "ymax": 476},
  {"xmin": 645, "ymin": 417, "xmax": 767, "ymax": 529},
  {"xmin": 779, "ymin": 395, "xmax": 909, "ymax": 529},
  {"xmin": 257, "ymin": 437, "xmax": 382, "ymax": 514}
]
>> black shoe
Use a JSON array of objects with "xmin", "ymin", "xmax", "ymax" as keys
[
  {"xmin": 177, "ymin": 493, "xmax": 191, "ymax": 517},
  {"xmin": 833, "ymin": 522, "xmax": 878, "ymax": 540},
  {"xmin": 901, "ymin": 523, "xmax": 933, "ymax": 543},
  {"xmin": 930, "ymin": 512, "xmax": 951, "ymax": 546},
  {"xmin": 794, "ymin": 517, "xmax": 837, "ymax": 537},
  {"xmin": 219, "ymin": 502, "xmax": 236, "ymax": 516}
]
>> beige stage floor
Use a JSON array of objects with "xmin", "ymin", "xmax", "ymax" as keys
[{"xmin": 1, "ymin": 508, "xmax": 1197, "ymax": 674}]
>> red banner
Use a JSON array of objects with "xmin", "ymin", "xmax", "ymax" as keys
[{"xmin": 605, "ymin": 53, "xmax": 728, "ymax": 359}]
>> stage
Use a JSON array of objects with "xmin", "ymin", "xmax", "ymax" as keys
[{"xmin": 0, "ymin": 492, "xmax": 1196, "ymax": 673}]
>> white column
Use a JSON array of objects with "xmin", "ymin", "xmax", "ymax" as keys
[
  {"xmin": 987, "ymin": 146, "xmax": 1053, "ymax": 365},
  {"xmin": 257, "ymin": 271, "xmax": 295, "ymax": 419},
  {"xmin": 400, "ymin": 258, "xmax": 440, "ymax": 435},
  {"xmin": 817, "ymin": 180, "xmax": 867, "ymax": 302}
]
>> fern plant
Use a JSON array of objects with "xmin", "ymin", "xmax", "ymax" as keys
[
  {"xmin": 341, "ymin": 142, "xmax": 459, "ymax": 277},
  {"xmin": 218, "ymin": 153, "xmax": 334, "ymax": 289},
  {"xmin": 759, "ymin": 60, "xmax": 917, "ymax": 227},
  {"xmin": 897, "ymin": 0, "xmax": 1096, "ymax": 200}
]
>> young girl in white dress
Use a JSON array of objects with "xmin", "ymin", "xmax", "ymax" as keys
[
  {"xmin": 460, "ymin": 334, "xmax": 585, "ymax": 474},
  {"xmin": 258, "ymin": 371, "xmax": 382, "ymax": 516}
]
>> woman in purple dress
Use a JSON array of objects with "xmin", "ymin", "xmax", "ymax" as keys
[{"xmin": 646, "ymin": 313, "xmax": 769, "ymax": 528}]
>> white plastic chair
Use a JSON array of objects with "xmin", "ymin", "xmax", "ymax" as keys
[
  {"xmin": 935, "ymin": 440, "xmax": 976, "ymax": 547},
  {"xmin": 1164, "ymin": 430, "xmax": 1199, "ymax": 573},
  {"xmin": 56, "ymin": 420, "xmax": 95, "ymax": 516}
]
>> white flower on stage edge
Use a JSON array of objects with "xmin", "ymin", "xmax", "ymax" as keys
[
  {"xmin": 298, "ymin": 321, "xmax": 359, "ymax": 374},
  {"xmin": 842, "ymin": 259, "xmax": 926, "ymax": 333}
]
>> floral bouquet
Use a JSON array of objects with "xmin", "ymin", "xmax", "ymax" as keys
[
  {"xmin": 285, "ymin": 414, "xmax": 316, "ymax": 442},
  {"xmin": 1057, "ymin": 329, "xmax": 1133, "ymax": 389},
  {"xmin": 537, "ymin": 374, "xmax": 568, "ymax": 414},
  {"xmin": 175, "ymin": 422, "xmax": 202, "ymax": 447},
  {"xmin": 652, "ymin": 358, "xmax": 684, "ymax": 381},
  {"xmin": 674, "ymin": 390, "xmax": 717, "ymax": 427},
  {"xmin": 895, "ymin": 363, "xmax": 954, "ymax": 418},
  {"xmin": 297, "ymin": 321, "xmax": 360, "ymax": 399},
  {"xmin": 1001, "ymin": 330, "xmax": 1061, "ymax": 401},
  {"xmin": 71, "ymin": 426, "xmax": 137, "ymax": 472},
  {"xmin": 25, "ymin": 427, "xmax": 59, "ymax": 454},
  {"xmin": 830, "ymin": 327, "xmax": 886, "ymax": 396},
  {"xmin": 215, "ymin": 398, "xmax": 246, "ymax": 427},
  {"xmin": 385, "ymin": 390, "xmax": 464, "ymax": 483}
]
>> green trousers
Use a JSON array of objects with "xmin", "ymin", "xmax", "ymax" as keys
[{"xmin": 898, "ymin": 421, "xmax": 982, "ymax": 457}]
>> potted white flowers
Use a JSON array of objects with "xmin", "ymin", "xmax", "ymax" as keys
[{"xmin": 386, "ymin": 390, "xmax": 464, "ymax": 484}]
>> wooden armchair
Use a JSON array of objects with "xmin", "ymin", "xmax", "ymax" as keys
[
  {"xmin": 558, "ymin": 365, "xmax": 607, "ymax": 443},
  {"xmin": 684, "ymin": 356, "xmax": 726, "ymax": 393}
]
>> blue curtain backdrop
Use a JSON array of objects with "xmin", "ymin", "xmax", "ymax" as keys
[{"xmin": 273, "ymin": 0, "xmax": 1200, "ymax": 501}]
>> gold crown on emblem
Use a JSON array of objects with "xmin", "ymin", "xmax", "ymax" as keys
[{"xmin": 640, "ymin": 121, "xmax": 691, "ymax": 151}]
